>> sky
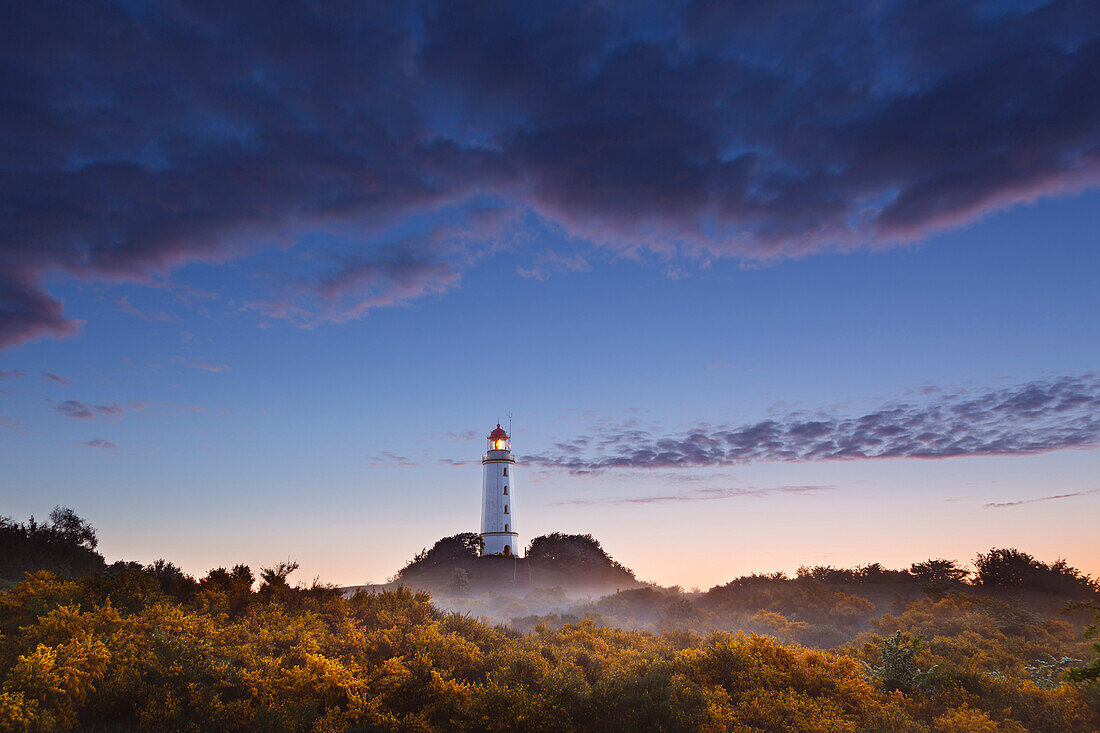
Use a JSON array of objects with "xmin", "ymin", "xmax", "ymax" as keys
[{"xmin": 1, "ymin": 0, "xmax": 1099, "ymax": 589}]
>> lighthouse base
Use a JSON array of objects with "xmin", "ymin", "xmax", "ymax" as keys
[{"xmin": 480, "ymin": 532, "xmax": 520, "ymax": 557}]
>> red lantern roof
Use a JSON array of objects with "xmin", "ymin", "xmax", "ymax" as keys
[{"xmin": 488, "ymin": 424, "xmax": 509, "ymax": 440}]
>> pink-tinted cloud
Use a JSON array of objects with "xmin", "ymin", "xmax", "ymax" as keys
[
  {"xmin": 0, "ymin": 272, "xmax": 82, "ymax": 348},
  {"xmin": 0, "ymin": 370, "xmax": 25, "ymax": 379},
  {"xmin": 40, "ymin": 372, "xmax": 70, "ymax": 385},
  {"xmin": 985, "ymin": 487, "xmax": 1100, "ymax": 509}
]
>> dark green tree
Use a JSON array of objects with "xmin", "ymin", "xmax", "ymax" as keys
[
  {"xmin": 0, "ymin": 507, "xmax": 105, "ymax": 580},
  {"xmin": 910, "ymin": 558, "xmax": 969, "ymax": 595}
]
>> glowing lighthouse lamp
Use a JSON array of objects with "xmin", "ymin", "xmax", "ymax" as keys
[{"xmin": 480, "ymin": 424, "xmax": 518, "ymax": 556}]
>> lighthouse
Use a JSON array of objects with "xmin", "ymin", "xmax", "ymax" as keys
[{"xmin": 480, "ymin": 424, "xmax": 518, "ymax": 556}]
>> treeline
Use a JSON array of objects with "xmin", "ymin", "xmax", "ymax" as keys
[{"xmin": 787, "ymin": 552, "xmax": 1100, "ymax": 598}]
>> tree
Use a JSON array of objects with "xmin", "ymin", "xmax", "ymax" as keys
[
  {"xmin": 974, "ymin": 548, "xmax": 1041, "ymax": 588},
  {"xmin": 447, "ymin": 568, "xmax": 470, "ymax": 595},
  {"xmin": 0, "ymin": 508, "xmax": 105, "ymax": 581},
  {"xmin": 260, "ymin": 560, "xmax": 300, "ymax": 588},
  {"xmin": 526, "ymin": 533, "xmax": 633, "ymax": 576},
  {"xmin": 47, "ymin": 506, "xmax": 98, "ymax": 550},
  {"xmin": 974, "ymin": 548, "xmax": 1098, "ymax": 597},
  {"xmin": 197, "ymin": 564, "xmax": 255, "ymax": 617},
  {"xmin": 910, "ymin": 558, "xmax": 969, "ymax": 595},
  {"xmin": 394, "ymin": 532, "xmax": 482, "ymax": 579},
  {"xmin": 145, "ymin": 559, "xmax": 199, "ymax": 602}
]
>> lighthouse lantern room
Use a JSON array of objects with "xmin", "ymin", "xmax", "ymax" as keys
[{"xmin": 480, "ymin": 424, "xmax": 518, "ymax": 556}]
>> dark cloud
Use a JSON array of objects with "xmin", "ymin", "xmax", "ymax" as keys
[
  {"xmin": 40, "ymin": 372, "xmax": 70, "ymax": 385},
  {"xmin": 985, "ymin": 487, "xmax": 1100, "ymax": 508},
  {"xmin": 0, "ymin": 370, "xmax": 25, "ymax": 379},
  {"xmin": 527, "ymin": 375, "xmax": 1100, "ymax": 473},
  {"xmin": 54, "ymin": 400, "xmax": 126, "ymax": 420},
  {"xmin": 0, "ymin": 271, "xmax": 82, "ymax": 348},
  {"xmin": 552, "ymin": 485, "xmax": 837, "ymax": 506},
  {"xmin": 80, "ymin": 438, "xmax": 120, "ymax": 450},
  {"xmin": 3, "ymin": 1, "xmax": 1100, "ymax": 345}
]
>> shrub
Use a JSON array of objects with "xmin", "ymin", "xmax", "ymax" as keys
[{"xmin": 863, "ymin": 631, "xmax": 939, "ymax": 693}]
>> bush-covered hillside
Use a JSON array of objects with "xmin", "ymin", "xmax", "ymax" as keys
[{"xmin": 1, "ymin": 511, "xmax": 1097, "ymax": 731}]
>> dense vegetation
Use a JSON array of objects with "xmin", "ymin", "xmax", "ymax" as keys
[
  {"xmin": 395, "ymin": 532, "xmax": 634, "ymax": 582},
  {"xmin": 0, "ymin": 509, "xmax": 104, "ymax": 584},
  {"xmin": 390, "ymin": 532, "xmax": 639, "ymax": 598},
  {"xmin": 0, "ymin": 510, "xmax": 1097, "ymax": 731}
]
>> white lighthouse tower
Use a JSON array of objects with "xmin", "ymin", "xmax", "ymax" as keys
[{"xmin": 480, "ymin": 424, "xmax": 519, "ymax": 556}]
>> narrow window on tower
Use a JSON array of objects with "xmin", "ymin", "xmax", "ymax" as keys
[
  {"xmin": 503, "ymin": 486, "xmax": 508, "ymax": 495},
  {"xmin": 504, "ymin": 505, "xmax": 509, "ymax": 514},
  {"xmin": 505, "ymin": 524, "xmax": 509, "ymax": 532},
  {"xmin": 503, "ymin": 467, "xmax": 508, "ymax": 476}
]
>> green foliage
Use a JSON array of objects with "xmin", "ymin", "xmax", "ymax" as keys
[
  {"xmin": 1066, "ymin": 602, "xmax": 1100, "ymax": 685},
  {"xmin": 864, "ymin": 631, "xmax": 939, "ymax": 693}
]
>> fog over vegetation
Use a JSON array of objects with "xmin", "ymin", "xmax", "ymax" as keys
[{"xmin": 1, "ymin": 509, "xmax": 1098, "ymax": 731}]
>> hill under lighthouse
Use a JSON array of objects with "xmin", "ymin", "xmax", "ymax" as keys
[{"xmin": 480, "ymin": 424, "xmax": 518, "ymax": 556}]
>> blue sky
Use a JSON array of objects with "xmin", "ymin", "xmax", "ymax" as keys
[
  {"xmin": 3, "ymin": 188, "xmax": 1098, "ymax": 587},
  {"xmin": 1, "ymin": 0, "xmax": 1099, "ymax": 587}
]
